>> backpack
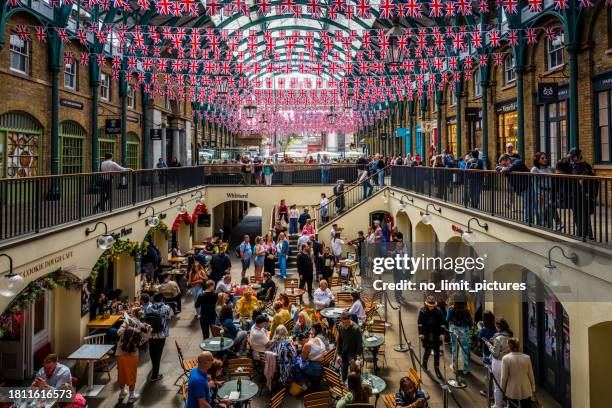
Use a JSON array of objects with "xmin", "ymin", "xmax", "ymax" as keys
[
  {"xmin": 467, "ymin": 158, "xmax": 481, "ymax": 170},
  {"xmin": 144, "ymin": 306, "xmax": 164, "ymax": 334},
  {"xmin": 396, "ymin": 157, "xmax": 403, "ymax": 165},
  {"xmin": 120, "ymin": 322, "xmax": 146, "ymax": 353}
]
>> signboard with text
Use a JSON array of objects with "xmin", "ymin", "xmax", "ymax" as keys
[{"xmin": 105, "ymin": 119, "xmax": 121, "ymax": 134}]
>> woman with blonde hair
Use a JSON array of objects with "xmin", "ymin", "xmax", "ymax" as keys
[
  {"xmin": 292, "ymin": 310, "xmax": 312, "ymax": 337},
  {"xmin": 270, "ymin": 325, "xmax": 297, "ymax": 387},
  {"xmin": 253, "ymin": 236, "xmax": 266, "ymax": 276}
]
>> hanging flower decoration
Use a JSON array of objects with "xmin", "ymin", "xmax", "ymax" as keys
[
  {"xmin": 190, "ymin": 203, "xmax": 209, "ymax": 223},
  {"xmin": 0, "ymin": 269, "xmax": 82, "ymax": 339},
  {"xmin": 140, "ymin": 222, "xmax": 171, "ymax": 253},
  {"xmin": 90, "ymin": 239, "xmax": 141, "ymax": 288},
  {"xmin": 171, "ymin": 212, "xmax": 192, "ymax": 232}
]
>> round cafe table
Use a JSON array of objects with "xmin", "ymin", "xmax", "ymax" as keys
[
  {"xmin": 320, "ymin": 307, "xmax": 345, "ymax": 320},
  {"xmin": 362, "ymin": 333, "xmax": 385, "ymax": 374},
  {"xmin": 362, "ymin": 373, "xmax": 386, "ymax": 407},
  {"xmin": 200, "ymin": 337, "xmax": 234, "ymax": 353},
  {"xmin": 217, "ymin": 379, "xmax": 259, "ymax": 407}
]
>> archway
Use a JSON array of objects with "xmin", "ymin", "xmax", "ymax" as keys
[
  {"xmin": 492, "ymin": 264, "xmax": 571, "ymax": 408},
  {"xmin": 395, "ymin": 210, "xmax": 412, "ymax": 243},
  {"xmin": 211, "ymin": 200, "xmax": 263, "ymax": 247},
  {"xmin": 589, "ymin": 321, "xmax": 612, "ymax": 408},
  {"xmin": 413, "ymin": 221, "xmax": 439, "ymax": 283}
]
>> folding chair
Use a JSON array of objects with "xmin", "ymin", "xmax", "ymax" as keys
[
  {"xmin": 285, "ymin": 278, "xmax": 299, "ymax": 290},
  {"xmin": 336, "ymin": 292, "xmax": 353, "ymax": 307},
  {"xmin": 323, "ymin": 367, "xmax": 348, "ymax": 399},
  {"xmin": 250, "ymin": 275, "xmax": 264, "ymax": 284},
  {"xmin": 174, "ymin": 340, "xmax": 198, "ymax": 386},
  {"xmin": 304, "ymin": 391, "xmax": 331, "ymax": 408},
  {"xmin": 227, "ymin": 357, "xmax": 254, "ymax": 379},
  {"xmin": 268, "ymin": 387, "xmax": 287, "ymax": 408},
  {"xmin": 83, "ymin": 333, "xmax": 111, "ymax": 381},
  {"xmin": 211, "ymin": 325, "xmax": 223, "ymax": 337},
  {"xmin": 322, "ymin": 348, "xmax": 336, "ymax": 367},
  {"xmin": 381, "ymin": 394, "xmax": 396, "ymax": 408}
]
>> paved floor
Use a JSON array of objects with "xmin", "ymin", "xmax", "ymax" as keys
[{"xmin": 87, "ymin": 210, "xmax": 560, "ymax": 408}]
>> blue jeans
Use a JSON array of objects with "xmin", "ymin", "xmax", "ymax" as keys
[
  {"xmin": 289, "ymin": 219, "xmax": 298, "ymax": 234},
  {"xmin": 363, "ymin": 180, "xmax": 373, "ymax": 199},
  {"xmin": 450, "ymin": 325, "xmax": 471, "ymax": 373},
  {"xmin": 300, "ymin": 360, "xmax": 323, "ymax": 381},
  {"xmin": 378, "ymin": 171, "xmax": 384, "ymax": 188},
  {"xmin": 191, "ymin": 285, "xmax": 203, "ymax": 315},
  {"xmin": 279, "ymin": 254, "xmax": 287, "ymax": 278},
  {"xmin": 321, "ymin": 169, "xmax": 329, "ymax": 184}
]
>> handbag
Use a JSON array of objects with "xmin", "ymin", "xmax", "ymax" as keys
[{"xmin": 288, "ymin": 381, "xmax": 305, "ymax": 397}]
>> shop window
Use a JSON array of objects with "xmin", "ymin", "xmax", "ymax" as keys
[
  {"xmin": 127, "ymin": 85, "xmax": 135, "ymax": 109},
  {"xmin": 504, "ymin": 54, "xmax": 516, "ymax": 84},
  {"xmin": 597, "ymin": 90, "xmax": 611, "ymax": 162},
  {"xmin": 126, "ymin": 132, "xmax": 140, "ymax": 169},
  {"xmin": 64, "ymin": 60, "xmax": 77, "ymax": 90},
  {"xmin": 446, "ymin": 121, "xmax": 457, "ymax": 154},
  {"xmin": 497, "ymin": 110, "xmax": 518, "ymax": 156},
  {"xmin": 10, "ymin": 34, "xmax": 30, "ymax": 75},
  {"xmin": 538, "ymin": 101, "xmax": 568, "ymax": 164},
  {"xmin": 547, "ymin": 33, "xmax": 564, "ymax": 70},
  {"xmin": 100, "ymin": 72, "xmax": 110, "ymax": 101},
  {"xmin": 474, "ymin": 69, "xmax": 482, "ymax": 97},
  {"xmin": 99, "ymin": 138, "xmax": 116, "ymax": 164},
  {"xmin": 60, "ymin": 121, "xmax": 86, "ymax": 174}
]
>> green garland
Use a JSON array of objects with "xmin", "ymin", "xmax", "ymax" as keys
[
  {"xmin": 141, "ymin": 221, "xmax": 171, "ymax": 252},
  {"xmin": 0, "ymin": 269, "xmax": 82, "ymax": 339},
  {"xmin": 90, "ymin": 239, "xmax": 141, "ymax": 289}
]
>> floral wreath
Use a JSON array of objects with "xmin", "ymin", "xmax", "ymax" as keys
[
  {"xmin": 171, "ymin": 211, "xmax": 192, "ymax": 232},
  {"xmin": 190, "ymin": 202, "xmax": 209, "ymax": 223}
]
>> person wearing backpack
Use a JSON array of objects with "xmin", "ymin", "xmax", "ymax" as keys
[
  {"xmin": 143, "ymin": 292, "xmax": 173, "ymax": 382},
  {"xmin": 116, "ymin": 312, "xmax": 150, "ymax": 403}
]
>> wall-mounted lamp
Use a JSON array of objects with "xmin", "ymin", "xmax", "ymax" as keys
[
  {"xmin": 398, "ymin": 194, "xmax": 414, "ymax": 212},
  {"xmin": 0, "ymin": 254, "xmax": 25, "ymax": 297},
  {"xmin": 461, "ymin": 217, "xmax": 489, "ymax": 246},
  {"xmin": 170, "ymin": 197, "xmax": 187, "ymax": 214},
  {"xmin": 543, "ymin": 246, "xmax": 578, "ymax": 283},
  {"xmin": 421, "ymin": 203, "xmax": 441, "ymax": 225},
  {"xmin": 138, "ymin": 205, "xmax": 160, "ymax": 228},
  {"xmin": 191, "ymin": 191, "xmax": 204, "ymax": 204},
  {"xmin": 85, "ymin": 221, "xmax": 116, "ymax": 250}
]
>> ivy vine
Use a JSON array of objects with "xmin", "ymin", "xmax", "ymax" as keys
[{"xmin": 89, "ymin": 239, "xmax": 141, "ymax": 289}]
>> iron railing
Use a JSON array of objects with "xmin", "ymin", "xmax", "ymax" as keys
[
  {"xmin": 390, "ymin": 166, "xmax": 611, "ymax": 244},
  {"xmin": 0, "ymin": 164, "xmax": 359, "ymax": 243}
]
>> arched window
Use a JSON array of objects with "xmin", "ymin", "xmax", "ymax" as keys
[
  {"xmin": 126, "ymin": 132, "xmax": 140, "ymax": 169},
  {"xmin": 0, "ymin": 111, "xmax": 42, "ymax": 178},
  {"xmin": 60, "ymin": 121, "xmax": 87, "ymax": 174},
  {"xmin": 98, "ymin": 128, "xmax": 117, "ymax": 165}
]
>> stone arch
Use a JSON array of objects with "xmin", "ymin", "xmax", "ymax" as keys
[
  {"xmin": 210, "ymin": 200, "xmax": 262, "ymax": 240},
  {"xmin": 525, "ymin": 13, "xmax": 566, "ymax": 68},
  {"xmin": 0, "ymin": 110, "xmax": 43, "ymax": 178},
  {"xmin": 394, "ymin": 209, "xmax": 412, "ymax": 243},
  {"xmin": 589, "ymin": 321, "xmax": 612, "ymax": 408},
  {"xmin": 59, "ymin": 120, "xmax": 87, "ymax": 174}
]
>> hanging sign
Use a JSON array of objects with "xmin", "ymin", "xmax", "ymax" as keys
[
  {"xmin": 465, "ymin": 108, "xmax": 482, "ymax": 121},
  {"xmin": 150, "ymin": 129, "xmax": 162, "ymax": 140},
  {"xmin": 593, "ymin": 71, "xmax": 612, "ymax": 92},
  {"xmin": 60, "ymin": 98, "xmax": 83, "ymax": 110},
  {"xmin": 537, "ymin": 83, "xmax": 558, "ymax": 104},
  {"xmin": 495, "ymin": 100, "xmax": 517, "ymax": 114},
  {"xmin": 105, "ymin": 119, "xmax": 121, "ymax": 134}
]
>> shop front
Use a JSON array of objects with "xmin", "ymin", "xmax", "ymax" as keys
[
  {"xmin": 593, "ymin": 70, "xmax": 612, "ymax": 163},
  {"xmin": 495, "ymin": 100, "xmax": 518, "ymax": 157},
  {"xmin": 536, "ymin": 84, "xmax": 569, "ymax": 164},
  {"xmin": 523, "ymin": 271, "xmax": 571, "ymax": 408},
  {"xmin": 446, "ymin": 117, "xmax": 457, "ymax": 155}
]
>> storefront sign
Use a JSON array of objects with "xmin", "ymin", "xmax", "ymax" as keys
[
  {"xmin": 150, "ymin": 129, "xmax": 162, "ymax": 140},
  {"xmin": 465, "ymin": 108, "xmax": 482, "ymax": 121},
  {"xmin": 127, "ymin": 115, "xmax": 139, "ymax": 124},
  {"xmin": 198, "ymin": 213, "xmax": 211, "ymax": 227},
  {"xmin": 60, "ymin": 98, "xmax": 83, "ymax": 110},
  {"xmin": 537, "ymin": 83, "xmax": 559, "ymax": 104},
  {"xmin": 495, "ymin": 100, "xmax": 517, "ymax": 114},
  {"xmin": 105, "ymin": 119, "xmax": 121, "ymax": 134},
  {"xmin": 593, "ymin": 71, "xmax": 612, "ymax": 92},
  {"xmin": 110, "ymin": 227, "xmax": 133, "ymax": 241},
  {"xmin": 227, "ymin": 192, "xmax": 248, "ymax": 199},
  {"xmin": 17, "ymin": 250, "xmax": 75, "ymax": 279}
]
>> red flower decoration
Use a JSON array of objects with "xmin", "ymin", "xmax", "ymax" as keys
[{"xmin": 171, "ymin": 212, "xmax": 192, "ymax": 232}]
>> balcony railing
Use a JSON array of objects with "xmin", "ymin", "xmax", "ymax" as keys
[
  {"xmin": 390, "ymin": 166, "xmax": 611, "ymax": 245},
  {"xmin": 0, "ymin": 164, "xmax": 359, "ymax": 244}
]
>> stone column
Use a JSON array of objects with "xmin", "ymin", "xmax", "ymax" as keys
[
  {"xmin": 172, "ymin": 128, "xmax": 180, "ymax": 163},
  {"xmin": 177, "ymin": 223, "xmax": 191, "ymax": 253}
]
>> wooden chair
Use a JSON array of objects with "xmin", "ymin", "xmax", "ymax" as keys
[
  {"xmin": 322, "ymin": 348, "xmax": 336, "ymax": 366},
  {"xmin": 285, "ymin": 278, "xmax": 299, "ymax": 289},
  {"xmin": 250, "ymin": 275, "xmax": 264, "ymax": 284},
  {"xmin": 336, "ymin": 292, "xmax": 353, "ymax": 307},
  {"xmin": 227, "ymin": 357, "xmax": 254, "ymax": 379},
  {"xmin": 323, "ymin": 367, "xmax": 348, "ymax": 399},
  {"xmin": 181, "ymin": 383, "xmax": 187, "ymax": 404},
  {"xmin": 364, "ymin": 319, "xmax": 387, "ymax": 369},
  {"xmin": 211, "ymin": 324, "xmax": 223, "ymax": 337},
  {"xmin": 286, "ymin": 293, "xmax": 301, "ymax": 307},
  {"xmin": 304, "ymin": 391, "xmax": 331, "ymax": 408},
  {"xmin": 328, "ymin": 276, "xmax": 342, "ymax": 289},
  {"xmin": 174, "ymin": 340, "xmax": 198, "ymax": 386},
  {"xmin": 268, "ymin": 387, "xmax": 287, "ymax": 408},
  {"xmin": 381, "ymin": 394, "xmax": 396, "ymax": 408},
  {"xmin": 83, "ymin": 333, "xmax": 111, "ymax": 381},
  {"xmin": 363, "ymin": 290, "xmax": 383, "ymax": 309}
]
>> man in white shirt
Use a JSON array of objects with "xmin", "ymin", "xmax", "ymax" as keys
[
  {"xmin": 215, "ymin": 274, "xmax": 233, "ymax": 294},
  {"xmin": 32, "ymin": 354, "xmax": 72, "ymax": 389},
  {"xmin": 249, "ymin": 315, "xmax": 270, "ymax": 357},
  {"xmin": 297, "ymin": 230, "xmax": 310, "ymax": 249},
  {"xmin": 95, "ymin": 153, "xmax": 131, "ymax": 212},
  {"xmin": 313, "ymin": 280, "xmax": 335, "ymax": 310}
]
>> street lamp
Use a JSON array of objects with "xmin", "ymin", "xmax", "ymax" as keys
[
  {"xmin": 0, "ymin": 254, "xmax": 25, "ymax": 298},
  {"xmin": 421, "ymin": 203, "xmax": 441, "ymax": 225},
  {"xmin": 543, "ymin": 245, "xmax": 578, "ymax": 281},
  {"xmin": 398, "ymin": 194, "xmax": 414, "ymax": 212},
  {"xmin": 85, "ymin": 221, "xmax": 116, "ymax": 250},
  {"xmin": 461, "ymin": 217, "xmax": 489, "ymax": 246},
  {"xmin": 385, "ymin": 17, "xmax": 407, "ymax": 71},
  {"xmin": 191, "ymin": 191, "xmax": 204, "ymax": 204},
  {"xmin": 169, "ymin": 197, "xmax": 187, "ymax": 214},
  {"xmin": 138, "ymin": 206, "xmax": 160, "ymax": 228}
]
